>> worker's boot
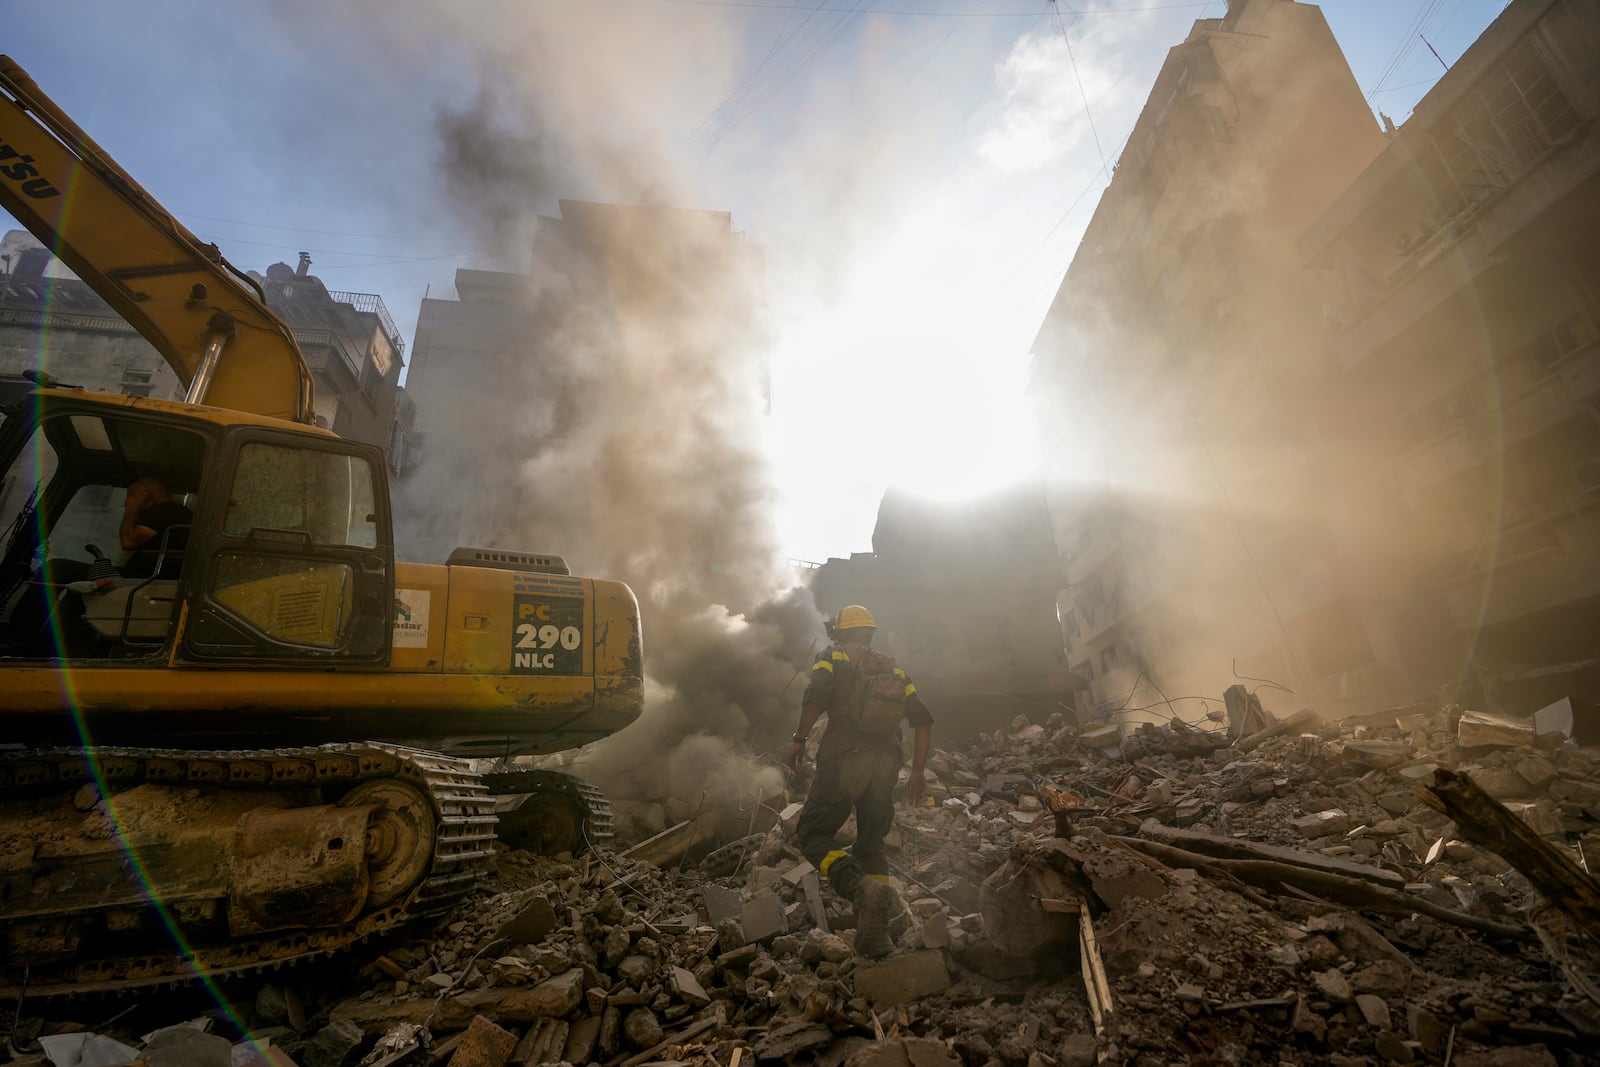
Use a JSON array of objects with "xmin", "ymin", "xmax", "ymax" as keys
[
  {"xmin": 853, "ymin": 878, "xmax": 895, "ymax": 959},
  {"xmin": 825, "ymin": 854, "xmax": 896, "ymax": 959}
]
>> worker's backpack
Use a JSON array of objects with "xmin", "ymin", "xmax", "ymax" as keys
[{"xmin": 838, "ymin": 642, "xmax": 907, "ymax": 737}]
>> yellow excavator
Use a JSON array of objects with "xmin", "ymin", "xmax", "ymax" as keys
[{"xmin": 0, "ymin": 57, "xmax": 643, "ymax": 995}]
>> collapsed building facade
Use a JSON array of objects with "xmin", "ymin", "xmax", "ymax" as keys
[{"xmin": 1029, "ymin": 0, "xmax": 1600, "ymax": 732}]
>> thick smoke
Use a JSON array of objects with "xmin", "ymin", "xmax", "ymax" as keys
[{"xmin": 381, "ymin": 7, "xmax": 828, "ymax": 834}]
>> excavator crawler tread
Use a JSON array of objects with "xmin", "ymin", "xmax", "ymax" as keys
[
  {"xmin": 0, "ymin": 742, "xmax": 497, "ymax": 998},
  {"xmin": 480, "ymin": 768, "xmax": 615, "ymax": 851}
]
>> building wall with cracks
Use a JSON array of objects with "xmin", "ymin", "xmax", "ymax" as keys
[
  {"xmin": 1028, "ymin": 0, "xmax": 1390, "ymax": 727},
  {"xmin": 1301, "ymin": 0, "xmax": 1600, "ymax": 718}
]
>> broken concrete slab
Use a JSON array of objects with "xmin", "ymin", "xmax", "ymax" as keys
[
  {"xmin": 1342, "ymin": 740, "xmax": 1414, "ymax": 769},
  {"xmin": 561, "ymin": 1017, "xmax": 600, "ymax": 1066},
  {"xmin": 38, "ymin": 1034, "xmax": 142, "ymax": 1067},
  {"xmin": 752, "ymin": 1023, "xmax": 833, "ymax": 1061},
  {"xmin": 1458, "ymin": 709, "xmax": 1535, "ymax": 749},
  {"xmin": 667, "ymin": 965, "xmax": 711, "ymax": 1007},
  {"xmin": 700, "ymin": 884, "xmax": 742, "ymax": 927},
  {"xmin": 506, "ymin": 1020, "xmax": 566, "ymax": 1067},
  {"xmin": 298, "ymin": 1022, "xmax": 363, "ymax": 1067},
  {"xmin": 1292, "ymin": 809, "xmax": 1352, "ymax": 838},
  {"xmin": 853, "ymin": 949, "xmax": 951, "ymax": 1003},
  {"xmin": 495, "ymin": 895, "xmax": 557, "ymax": 946},
  {"xmin": 742, "ymin": 889, "xmax": 787, "ymax": 943}
]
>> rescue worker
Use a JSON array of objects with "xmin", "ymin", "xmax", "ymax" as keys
[{"xmin": 786, "ymin": 605, "xmax": 933, "ymax": 958}]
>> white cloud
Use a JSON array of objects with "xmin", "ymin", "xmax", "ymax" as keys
[{"xmin": 979, "ymin": 17, "xmax": 1153, "ymax": 173}]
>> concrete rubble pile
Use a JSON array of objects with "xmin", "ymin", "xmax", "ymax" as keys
[{"xmin": 5, "ymin": 696, "xmax": 1599, "ymax": 1066}]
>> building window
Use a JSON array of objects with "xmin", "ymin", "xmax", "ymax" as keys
[
  {"xmin": 1072, "ymin": 659, "xmax": 1093, "ymax": 683},
  {"xmin": 1101, "ymin": 645, "xmax": 1121, "ymax": 675},
  {"xmin": 361, "ymin": 360, "xmax": 384, "ymax": 402},
  {"xmin": 120, "ymin": 367, "xmax": 153, "ymax": 398},
  {"xmin": 1425, "ymin": 38, "xmax": 1579, "ymax": 216}
]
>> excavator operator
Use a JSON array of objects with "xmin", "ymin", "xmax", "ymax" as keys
[{"xmin": 119, "ymin": 476, "xmax": 192, "ymax": 578}]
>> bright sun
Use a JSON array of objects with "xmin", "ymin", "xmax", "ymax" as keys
[{"xmin": 769, "ymin": 199, "xmax": 1046, "ymax": 558}]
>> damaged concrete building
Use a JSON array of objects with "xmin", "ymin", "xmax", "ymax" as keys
[
  {"xmin": 809, "ymin": 485, "xmax": 1073, "ymax": 739},
  {"xmin": 1028, "ymin": 0, "xmax": 1389, "ymax": 725},
  {"xmin": 1301, "ymin": 0, "xmax": 1600, "ymax": 725},
  {"xmin": 0, "ymin": 233, "xmax": 409, "ymax": 468}
]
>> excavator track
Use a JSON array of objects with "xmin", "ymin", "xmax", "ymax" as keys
[
  {"xmin": 480, "ymin": 769, "xmax": 614, "ymax": 856},
  {"xmin": 0, "ymin": 743, "xmax": 498, "ymax": 998}
]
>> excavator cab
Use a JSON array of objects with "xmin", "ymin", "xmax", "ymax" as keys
[{"xmin": 0, "ymin": 391, "xmax": 393, "ymax": 665}]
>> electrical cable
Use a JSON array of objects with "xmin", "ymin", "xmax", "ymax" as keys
[
  {"xmin": 664, "ymin": 0, "xmax": 1216, "ymax": 13},
  {"xmin": 702, "ymin": 0, "xmax": 880, "ymax": 150},
  {"xmin": 1050, "ymin": 1, "xmax": 1107, "ymax": 175},
  {"xmin": 179, "ymin": 211, "xmax": 463, "ymax": 241},
  {"xmin": 680, "ymin": 0, "xmax": 821, "ymax": 148}
]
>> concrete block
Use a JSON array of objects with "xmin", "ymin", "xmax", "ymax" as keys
[
  {"xmin": 1293, "ymin": 809, "xmax": 1352, "ymax": 838},
  {"xmin": 1342, "ymin": 741, "xmax": 1413, "ymax": 769},
  {"xmin": 854, "ymin": 949, "xmax": 950, "ymax": 1003},
  {"xmin": 506, "ymin": 1020, "xmax": 566, "ymax": 1067},
  {"xmin": 742, "ymin": 889, "xmax": 787, "ymax": 943},
  {"xmin": 1458, "ymin": 709, "xmax": 1534, "ymax": 749},
  {"xmin": 496, "ymin": 895, "xmax": 557, "ymax": 945},
  {"xmin": 1355, "ymin": 994, "xmax": 1392, "ymax": 1029},
  {"xmin": 668, "ymin": 966, "xmax": 711, "ymax": 1007},
  {"xmin": 494, "ymin": 967, "xmax": 586, "ymax": 1021},
  {"xmin": 38, "ymin": 1034, "xmax": 141, "ymax": 1067},
  {"xmin": 562, "ymin": 1018, "xmax": 600, "ymax": 1066},
  {"xmin": 1514, "ymin": 755, "xmax": 1557, "ymax": 792},
  {"xmin": 298, "ymin": 1022, "xmax": 363, "ymax": 1067},
  {"xmin": 700, "ymin": 885, "xmax": 742, "ymax": 926},
  {"xmin": 445, "ymin": 1017, "xmax": 516, "ymax": 1067},
  {"xmin": 752, "ymin": 1023, "xmax": 832, "ymax": 1061}
]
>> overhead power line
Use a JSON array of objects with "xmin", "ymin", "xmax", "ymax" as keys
[
  {"xmin": 179, "ymin": 211, "xmax": 460, "ymax": 242},
  {"xmin": 662, "ymin": 0, "xmax": 1216, "ymax": 13},
  {"xmin": 1051, "ymin": 1, "xmax": 1107, "ymax": 174}
]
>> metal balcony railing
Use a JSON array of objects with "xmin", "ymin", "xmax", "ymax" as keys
[
  {"xmin": 0, "ymin": 307, "xmax": 136, "ymax": 334},
  {"xmin": 327, "ymin": 290, "xmax": 404, "ymax": 357}
]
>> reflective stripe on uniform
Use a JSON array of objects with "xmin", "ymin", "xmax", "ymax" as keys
[
  {"xmin": 820, "ymin": 850, "xmax": 849, "ymax": 876},
  {"xmin": 832, "ymin": 650, "xmax": 851, "ymax": 662},
  {"xmin": 812, "ymin": 660, "xmax": 833, "ymax": 674},
  {"xmin": 866, "ymin": 873, "xmax": 890, "ymax": 884},
  {"xmin": 904, "ymin": 682, "xmax": 917, "ymax": 697}
]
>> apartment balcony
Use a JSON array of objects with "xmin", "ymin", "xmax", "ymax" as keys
[
  {"xmin": 1396, "ymin": 343, "xmax": 1600, "ymax": 500},
  {"xmin": 1065, "ymin": 534, "xmax": 1120, "ymax": 588},
  {"xmin": 1437, "ymin": 499, "xmax": 1600, "ymax": 632}
]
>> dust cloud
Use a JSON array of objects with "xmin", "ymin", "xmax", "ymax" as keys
[{"xmin": 370, "ymin": 3, "xmax": 827, "ymax": 832}]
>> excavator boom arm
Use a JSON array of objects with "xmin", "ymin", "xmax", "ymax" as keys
[{"xmin": 0, "ymin": 56, "xmax": 313, "ymax": 422}]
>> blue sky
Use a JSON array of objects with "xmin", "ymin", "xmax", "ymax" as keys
[{"xmin": 3, "ymin": 0, "xmax": 1509, "ymax": 561}]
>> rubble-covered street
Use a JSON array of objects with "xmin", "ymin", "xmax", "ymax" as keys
[{"xmin": 7, "ymin": 698, "xmax": 1597, "ymax": 1067}]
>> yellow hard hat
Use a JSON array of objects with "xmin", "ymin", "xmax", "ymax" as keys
[{"xmin": 836, "ymin": 604, "xmax": 876, "ymax": 630}]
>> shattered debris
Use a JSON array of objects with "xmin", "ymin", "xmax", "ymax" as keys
[{"xmin": 5, "ymin": 702, "xmax": 1599, "ymax": 1065}]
